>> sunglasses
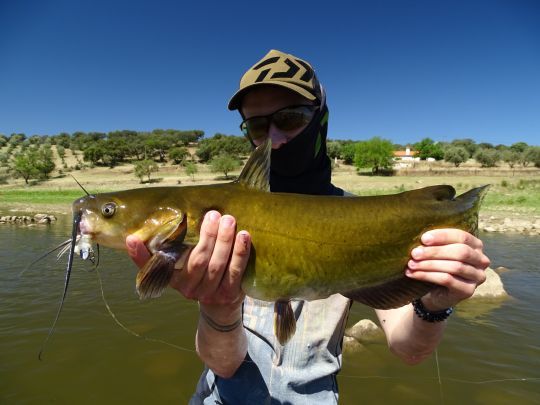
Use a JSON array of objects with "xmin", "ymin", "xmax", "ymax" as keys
[{"xmin": 240, "ymin": 105, "xmax": 319, "ymax": 143}]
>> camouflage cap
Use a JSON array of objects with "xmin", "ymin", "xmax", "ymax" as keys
[{"xmin": 228, "ymin": 49, "xmax": 322, "ymax": 110}]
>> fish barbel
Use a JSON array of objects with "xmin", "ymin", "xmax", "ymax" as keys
[{"xmin": 65, "ymin": 139, "xmax": 488, "ymax": 345}]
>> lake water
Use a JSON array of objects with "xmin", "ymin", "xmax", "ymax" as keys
[{"xmin": 1, "ymin": 215, "xmax": 539, "ymax": 404}]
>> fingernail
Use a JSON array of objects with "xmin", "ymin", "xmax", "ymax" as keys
[
  {"xmin": 408, "ymin": 259, "xmax": 417, "ymax": 269},
  {"xmin": 422, "ymin": 232, "xmax": 434, "ymax": 244},
  {"xmin": 221, "ymin": 215, "xmax": 234, "ymax": 228},
  {"xmin": 126, "ymin": 237, "xmax": 136, "ymax": 250},
  {"xmin": 207, "ymin": 211, "xmax": 220, "ymax": 222},
  {"xmin": 239, "ymin": 231, "xmax": 250, "ymax": 248},
  {"xmin": 412, "ymin": 247, "xmax": 423, "ymax": 259}
]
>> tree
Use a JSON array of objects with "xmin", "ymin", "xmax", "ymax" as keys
[
  {"xmin": 196, "ymin": 134, "xmax": 251, "ymax": 163},
  {"xmin": 10, "ymin": 149, "xmax": 39, "ymax": 184},
  {"xmin": 502, "ymin": 149, "xmax": 521, "ymax": 169},
  {"xmin": 8, "ymin": 133, "xmax": 26, "ymax": 146},
  {"xmin": 52, "ymin": 132, "xmax": 72, "ymax": 148},
  {"xmin": 210, "ymin": 153, "xmax": 240, "ymax": 179},
  {"xmin": 340, "ymin": 142, "xmax": 356, "ymax": 165},
  {"xmin": 510, "ymin": 142, "xmax": 529, "ymax": 154},
  {"xmin": 35, "ymin": 146, "xmax": 55, "ymax": 179},
  {"xmin": 57, "ymin": 145, "xmax": 66, "ymax": 161},
  {"xmin": 451, "ymin": 139, "xmax": 477, "ymax": 158},
  {"xmin": 134, "ymin": 159, "xmax": 159, "ymax": 183},
  {"xmin": 444, "ymin": 147, "xmax": 469, "ymax": 167},
  {"xmin": 523, "ymin": 146, "xmax": 540, "ymax": 168},
  {"xmin": 169, "ymin": 147, "xmax": 190, "ymax": 164},
  {"xmin": 474, "ymin": 149, "xmax": 500, "ymax": 167},
  {"xmin": 184, "ymin": 161, "xmax": 198, "ymax": 181},
  {"xmin": 326, "ymin": 141, "xmax": 342, "ymax": 160},
  {"xmin": 145, "ymin": 135, "xmax": 171, "ymax": 162},
  {"xmin": 354, "ymin": 137, "xmax": 394, "ymax": 175},
  {"xmin": 83, "ymin": 142, "xmax": 106, "ymax": 165},
  {"xmin": 414, "ymin": 138, "xmax": 444, "ymax": 160}
]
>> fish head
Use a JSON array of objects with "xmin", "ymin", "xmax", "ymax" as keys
[{"xmin": 72, "ymin": 191, "xmax": 186, "ymax": 252}]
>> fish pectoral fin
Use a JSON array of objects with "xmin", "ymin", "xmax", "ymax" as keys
[
  {"xmin": 343, "ymin": 277, "xmax": 436, "ymax": 309},
  {"xmin": 274, "ymin": 300, "xmax": 296, "ymax": 346},
  {"xmin": 136, "ymin": 251, "xmax": 177, "ymax": 300}
]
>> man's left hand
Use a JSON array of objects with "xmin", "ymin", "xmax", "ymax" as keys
[{"xmin": 406, "ymin": 229, "xmax": 491, "ymax": 311}]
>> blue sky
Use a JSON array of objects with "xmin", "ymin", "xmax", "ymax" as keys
[{"xmin": 1, "ymin": 0, "xmax": 539, "ymax": 146}]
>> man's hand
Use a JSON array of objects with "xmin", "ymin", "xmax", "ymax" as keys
[
  {"xmin": 406, "ymin": 229, "xmax": 491, "ymax": 310},
  {"xmin": 126, "ymin": 210, "xmax": 251, "ymax": 317}
]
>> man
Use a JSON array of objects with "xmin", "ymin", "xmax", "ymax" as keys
[{"xmin": 127, "ymin": 50, "xmax": 490, "ymax": 404}]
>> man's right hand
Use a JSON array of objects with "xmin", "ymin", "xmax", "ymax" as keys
[{"xmin": 126, "ymin": 210, "xmax": 251, "ymax": 320}]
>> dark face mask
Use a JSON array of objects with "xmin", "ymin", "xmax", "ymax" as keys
[
  {"xmin": 270, "ymin": 105, "xmax": 326, "ymax": 177},
  {"xmin": 269, "ymin": 104, "xmax": 343, "ymax": 196}
]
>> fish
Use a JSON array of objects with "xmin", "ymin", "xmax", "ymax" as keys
[{"xmin": 50, "ymin": 138, "xmax": 489, "ymax": 348}]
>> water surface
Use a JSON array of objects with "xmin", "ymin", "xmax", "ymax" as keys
[{"xmin": 1, "ymin": 216, "xmax": 539, "ymax": 403}]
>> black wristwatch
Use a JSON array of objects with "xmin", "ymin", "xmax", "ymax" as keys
[{"xmin": 412, "ymin": 298, "xmax": 453, "ymax": 322}]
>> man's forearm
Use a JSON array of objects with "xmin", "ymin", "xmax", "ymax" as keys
[
  {"xmin": 196, "ymin": 304, "xmax": 247, "ymax": 378},
  {"xmin": 376, "ymin": 304, "xmax": 446, "ymax": 365}
]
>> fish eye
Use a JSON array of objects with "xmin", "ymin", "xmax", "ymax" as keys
[{"xmin": 101, "ymin": 202, "xmax": 117, "ymax": 218}]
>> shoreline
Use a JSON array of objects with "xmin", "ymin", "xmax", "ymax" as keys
[{"xmin": 1, "ymin": 203, "xmax": 538, "ymax": 236}]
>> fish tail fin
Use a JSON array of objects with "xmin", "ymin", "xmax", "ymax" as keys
[
  {"xmin": 455, "ymin": 184, "xmax": 490, "ymax": 235},
  {"xmin": 274, "ymin": 300, "xmax": 296, "ymax": 346},
  {"xmin": 136, "ymin": 251, "xmax": 176, "ymax": 299},
  {"xmin": 456, "ymin": 184, "xmax": 490, "ymax": 206}
]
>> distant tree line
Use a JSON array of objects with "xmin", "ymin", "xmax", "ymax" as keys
[
  {"xmin": 327, "ymin": 137, "xmax": 540, "ymax": 174},
  {"xmin": 0, "ymin": 129, "xmax": 252, "ymax": 184},
  {"xmin": 0, "ymin": 130, "xmax": 539, "ymax": 184}
]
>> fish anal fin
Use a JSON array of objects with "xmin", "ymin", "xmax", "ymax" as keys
[
  {"xmin": 136, "ymin": 251, "xmax": 177, "ymax": 300},
  {"xmin": 343, "ymin": 277, "xmax": 436, "ymax": 309},
  {"xmin": 235, "ymin": 138, "xmax": 271, "ymax": 192},
  {"xmin": 274, "ymin": 300, "xmax": 296, "ymax": 345}
]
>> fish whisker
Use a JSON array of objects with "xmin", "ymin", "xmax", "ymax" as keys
[
  {"xmin": 71, "ymin": 175, "xmax": 90, "ymax": 196},
  {"xmin": 56, "ymin": 240, "xmax": 75, "ymax": 262},
  {"xmin": 19, "ymin": 238, "xmax": 74, "ymax": 278},
  {"xmin": 38, "ymin": 211, "xmax": 82, "ymax": 361}
]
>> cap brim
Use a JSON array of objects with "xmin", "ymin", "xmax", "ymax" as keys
[{"xmin": 228, "ymin": 82, "xmax": 317, "ymax": 111}]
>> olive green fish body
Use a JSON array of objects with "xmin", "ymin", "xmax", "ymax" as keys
[{"xmin": 162, "ymin": 183, "xmax": 485, "ymax": 303}]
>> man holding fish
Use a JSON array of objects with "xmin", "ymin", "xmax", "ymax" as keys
[{"xmin": 126, "ymin": 50, "xmax": 490, "ymax": 404}]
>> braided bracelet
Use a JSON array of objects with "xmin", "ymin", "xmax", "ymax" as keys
[
  {"xmin": 412, "ymin": 298, "xmax": 453, "ymax": 322},
  {"xmin": 199, "ymin": 309, "xmax": 242, "ymax": 332}
]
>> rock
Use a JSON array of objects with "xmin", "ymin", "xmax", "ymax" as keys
[
  {"xmin": 494, "ymin": 266, "xmax": 510, "ymax": 274},
  {"xmin": 471, "ymin": 267, "xmax": 508, "ymax": 299},
  {"xmin": 48, "ymin": 215, "xmax": 57, "ymax": 222},
  {"xmin": 345, "ymin": 319, "xmax": 384, "ymax": 343},
  {"xmin": 38, "ymin": 217, "xmax": 51, "ymax": 224},
  {"xmin": 342, "ymin": 336, "xmax": 365, "ymax": 354},
  {"xmin": 483, "ymin": 226, "xmax": 497, "ymax": 232},
  {"xmin": 34, "ymin": 214, "xmax": 48, "ymax": 221}
]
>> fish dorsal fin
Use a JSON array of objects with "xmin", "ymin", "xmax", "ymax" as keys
[
  {"xmin": 235, "ymin": 138, "xmax": 271, "ymax": 191},
  {"xmin": 404, "ymin": 185, "xmax": 456, "ymax": 201}
]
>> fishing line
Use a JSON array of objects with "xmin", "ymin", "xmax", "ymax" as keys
[
  {"xmin": 435, "ymin": 348, "xmax": 444, "ymax": 404},
  {"xmin": 339, "ymin": 374, "xmax": 540, "ymax": 384},
  {"xmin": 95, "ymin": 266, "xmax": 196, "ymax": 354}
]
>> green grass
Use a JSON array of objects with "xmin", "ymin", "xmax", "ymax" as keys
[{"xmin": 0, "ymin": 189, "xmax": 93, "ymax": 205}]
